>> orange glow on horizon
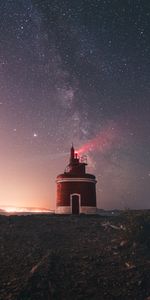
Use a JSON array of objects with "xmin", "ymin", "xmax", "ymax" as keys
[{"xmin": 2, "ymin": 206, "xmax": 52, "ymax": 213}]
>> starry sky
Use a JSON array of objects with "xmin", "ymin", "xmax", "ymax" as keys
[{"xmin": 0, "ymin": 0, "xmax": 150, "ymax": 210}]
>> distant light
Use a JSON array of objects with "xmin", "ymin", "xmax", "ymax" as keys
[{"xmin": 33, "ymin": 133, "xmax": 38, "ymax": 137}]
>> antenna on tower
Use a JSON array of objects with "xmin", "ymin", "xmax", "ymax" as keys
[{"xmin": 70, "ymin": 143, "xmax": 75, "ymax": 162}]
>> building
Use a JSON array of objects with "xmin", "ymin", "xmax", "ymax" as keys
[{"xmin": 56, "ymin": 145, "xmax": 97, "ymax": 214}]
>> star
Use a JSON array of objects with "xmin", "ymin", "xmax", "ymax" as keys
[{"xmin": 33, "ymin": 133, "xmax": 38, "ymax": 138}]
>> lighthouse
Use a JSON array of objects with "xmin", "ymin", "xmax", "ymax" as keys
[{"xmin": 56, "ymin": 145, "xmax": 97, "ymax": 214}]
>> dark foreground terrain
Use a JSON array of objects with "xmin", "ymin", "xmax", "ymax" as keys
[{"xmin": 0, "ymin": 212, "xmax": 150, "ymax": 300}]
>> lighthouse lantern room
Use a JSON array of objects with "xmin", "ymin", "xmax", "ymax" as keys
[{"xmin": 56, "ymin": 145, "xmax": 97, "ymax": 214}]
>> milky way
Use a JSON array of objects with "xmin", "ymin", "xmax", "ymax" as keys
[{"xmin": 0, "ymin": 0, "xmax": 150, "ymax": 209}]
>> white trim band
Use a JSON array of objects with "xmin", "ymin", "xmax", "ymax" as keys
[
  {"xmin": 80, "ymin": 206, "xmax": 97, "ymax": 214},
  {"xmin": 55, "ymin": 206, "xmax": 97, "ymax": 214},
  {"xmin": 55, "ymin": 206, "xmax": 72, "ymax": 214},
  {"xmin": 56, "ymin": 177, "xmax": 97, "ymax": 184}
]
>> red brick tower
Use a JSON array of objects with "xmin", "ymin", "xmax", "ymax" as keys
[{"xmin": 56, "ymin": 145, "xmax": 97, "ymax": 214}]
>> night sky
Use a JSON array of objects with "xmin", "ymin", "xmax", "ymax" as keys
[{"xmin": 0, "ymin": 0, "xmax": 150, "ymax": 210}]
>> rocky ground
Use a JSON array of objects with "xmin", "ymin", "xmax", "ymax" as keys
[{"xmin": 0, "ymin": 212, "xmax": 150, "ymax": 300}]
